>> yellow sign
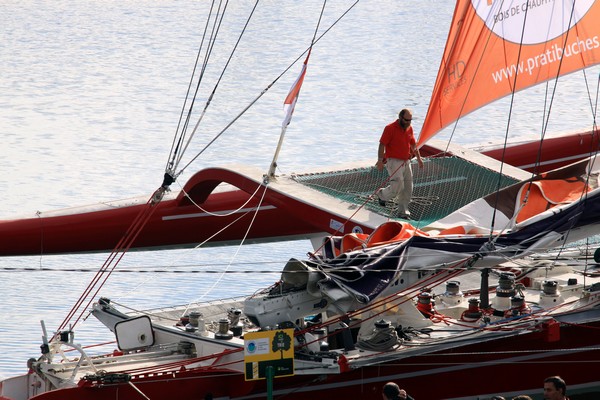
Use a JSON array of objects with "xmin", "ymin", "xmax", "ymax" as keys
[{"xmin": 244, "ymin": 329, "xmax": 294, "ymax": 381}]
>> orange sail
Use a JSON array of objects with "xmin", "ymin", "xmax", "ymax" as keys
[{"xmin": 418, "ymin": 0, "xmax": 600, "ymax": 147}]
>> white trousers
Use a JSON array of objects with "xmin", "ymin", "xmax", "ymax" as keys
[{"xmin": 379, "ymin": 158, "xmax": 413, "ymax": 213}]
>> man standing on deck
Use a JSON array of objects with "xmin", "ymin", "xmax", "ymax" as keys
[{"xmin": 376, "ymin": 108, "xmax": 424, "ymax": 218}]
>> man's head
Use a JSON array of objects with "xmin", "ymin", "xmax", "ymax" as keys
[
  {"xmin": 543, "ymin": 376, "xmax": 566, "ymax": 400},
  {"xmin": 382, "ymin": 382, "xmax": 400, "ymax": 399},
  {"xmin": 399, "ymin": 109, "xmax": 413, "ymax": 129}
]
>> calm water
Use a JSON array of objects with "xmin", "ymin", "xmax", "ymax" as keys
[{"xmin": 1, "ymin": 0, "xmax": 598, "ymax": 380}]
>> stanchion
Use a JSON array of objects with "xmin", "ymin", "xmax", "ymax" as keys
[{"xmin": 266, "ymin": 365, "xmax": 274, "ymax": 400}]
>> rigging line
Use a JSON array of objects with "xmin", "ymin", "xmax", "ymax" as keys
[
  {"xmin": 541, "ymin": 79, "xmax": 550, "ymax": 168},
  {"xmin": 91, "ymin": 0, "xmax": 248, "ymax": 320},
  {"xmin": 169, "ymin": 1, "xmax": 231, "ymax": 173},
  {"xmin": 79, "ymin": 200, "xmax": 164, "ymax": 325},
  {"xmin": 546, "ymin": 185, "xmax": 594, "ymax": 266},
  {"xmin": 594, "ymin": 70, "xmax": 600, "ymax": 126},
  {"xmin": 419, "ymin": 3, "xmax": 506, "ymax": 236},
  {"xmin": 175, "ymin": 174, "xmax": 265, "ymax": 217},
  {"xmin": 35, "ymin": 210, "xmax": 45, "ymax": 269},
  {"xmin": 541, "ymin": 156, "xmax": 598, "ymax": 266},
  {"xmin": 531, "ymin": 0, "xmax": 579, "ymax": 178},
  {"xmin": 118, "ymin": 0, "xmax": 260, "ymax": 304},
  {"xmin": 174, "ymin": 0, "xmax": 361, "ymax": 179},
  {"xmin": 306, "ymin": 184, "xmax": 382, "ymax": 257},
  {"xmin": 306, "ymin": 253, "xmax": 467, "ymax": 315},
  {"xmin": 439, "ymin": 1, "xmax": 497, "ymax": 152},
  {"xmin": 306, "ymin": 162, "xmax": 427, "ymax": 260},
  {"xmin": 183, "ymin": 183, "xmax": 271, "ymax": 313},
  {"xmin": 170, "ymin": 0, "xmax": 230, "ymax": 174},
  {"xmin": 302, "ymin": 265, "xmax": 467, "ymax": 337},
  {"xmin": 425, "ymin": 0, "xmax": 469, "ymax": 149},
  {"xmin": 525, "ymin": 2, "xmax": 593, "ymax": 265},
  {"xmin": 174, "ymin": 0, "xmax": 261, "ymax": 173},
  {"xmin": 312, "ymin": 0, "xmax": 327, "ymax": 44},
  {"xmin": 0, "ymin": 267, "xmax": 300, "ymax": 274},
  {"xmin": 54, "ymin": 195, "xmax": 157, "ymax": 333},
  {"xmin": 581, "ymin": 68, "xmax": 600, "ymax": 131},
  {"xmin": 172, "ymin": 0, "xmax": 228, "ymax": 169},
  {"xmin": 127, "ymin": 382, "xmax": 151, "ymax": 400},
  {"xmin": 167, "ymin": 0, "xmax": 218, "ymax": 173},
  {"xmin": 113, "ymin": 205, "xmax": 258, "ymax": 304},
  {"xmin": 114, "ymin": 193, "xmax": 266, "ymax": 307},
  {"xmin": 380, "ymin": 160, "xmax": 429, "ymax": 231},
  {"xmin": 125, "ymin": 348, "xmax": 244, "ymax": 375},
  {"xmin": 3, "ymin": 261, "xmax": 538, "ymax": 274},
  {"xmin": 266, "ymin": 0, "xmax": 325, "ymax": 179},
  {"xmin": 583, "ymin": 237, "xmax": 591, "ymax": 288},
  {"xmin": 487, "ymin": 1, "xmax": 531, "ymax": 242},
  {"xmin": 483, "ymin": 2, "xmax": 583, "ymax": 250},
  {"xmin": 55, "ymin": 189, "xmax": 165, "ymax": 335},
  {"xmin": 153, "ymin": 356, "xmax": 247, "ymax": 377}
]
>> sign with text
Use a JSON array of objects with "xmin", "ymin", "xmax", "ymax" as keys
[{"xmin": 244, "ymin": 329, "xmax": 294, "ymax": 381}]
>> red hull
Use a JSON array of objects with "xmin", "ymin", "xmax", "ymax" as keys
[
  {"xmin": 478, "ymin": 129, "xmax": 600, "ymax": 173},
  {"xmin": 29, "ymin": 319, "xmax": 600, "ymax": 400},
  {"xmin": 0, "ymin": 167, "xmax": 375, "ymax": 256}
]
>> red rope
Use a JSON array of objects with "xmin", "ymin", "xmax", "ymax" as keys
[{"xmin": 54, "ymin": 187, "xmax": 166, "ymax": 337}]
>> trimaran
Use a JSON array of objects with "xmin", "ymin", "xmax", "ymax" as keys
[{"xmin": 2, "ymin": 1, "xmax": 600, "ymax": 399}]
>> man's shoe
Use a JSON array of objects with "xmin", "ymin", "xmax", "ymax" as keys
[{"xmin": 395, "ymin": 210, "xmax": 411, "ymax": 220}]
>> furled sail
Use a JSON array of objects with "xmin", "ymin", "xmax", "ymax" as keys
[{"xmin": 418, "ymin": 0, "xmax": 600, "ymax": 147}]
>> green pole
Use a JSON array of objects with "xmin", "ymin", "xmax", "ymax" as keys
[{"xmin": 266, "ymin": 365, "xmax": 274, "ymax": 400}]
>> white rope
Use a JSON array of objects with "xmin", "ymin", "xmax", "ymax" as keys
[
  {"xmin": 109, "ymin": 177, "xmax": 269, "ymax": 303},
  {"xmin": 127, "ymin": 381, "xmax": 151, "ymax": 400},
  {"xmin": 175, "ymin": 177, "xmax": 265, "ymax": 217},
  {"xmin": 181, "ymin": 182, "xmax": 272, "ymax": 315}
]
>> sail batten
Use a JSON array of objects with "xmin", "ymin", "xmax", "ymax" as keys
[{"xmin": 418, "ymin": 0, "xmax": 600, "ymax": 147}]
